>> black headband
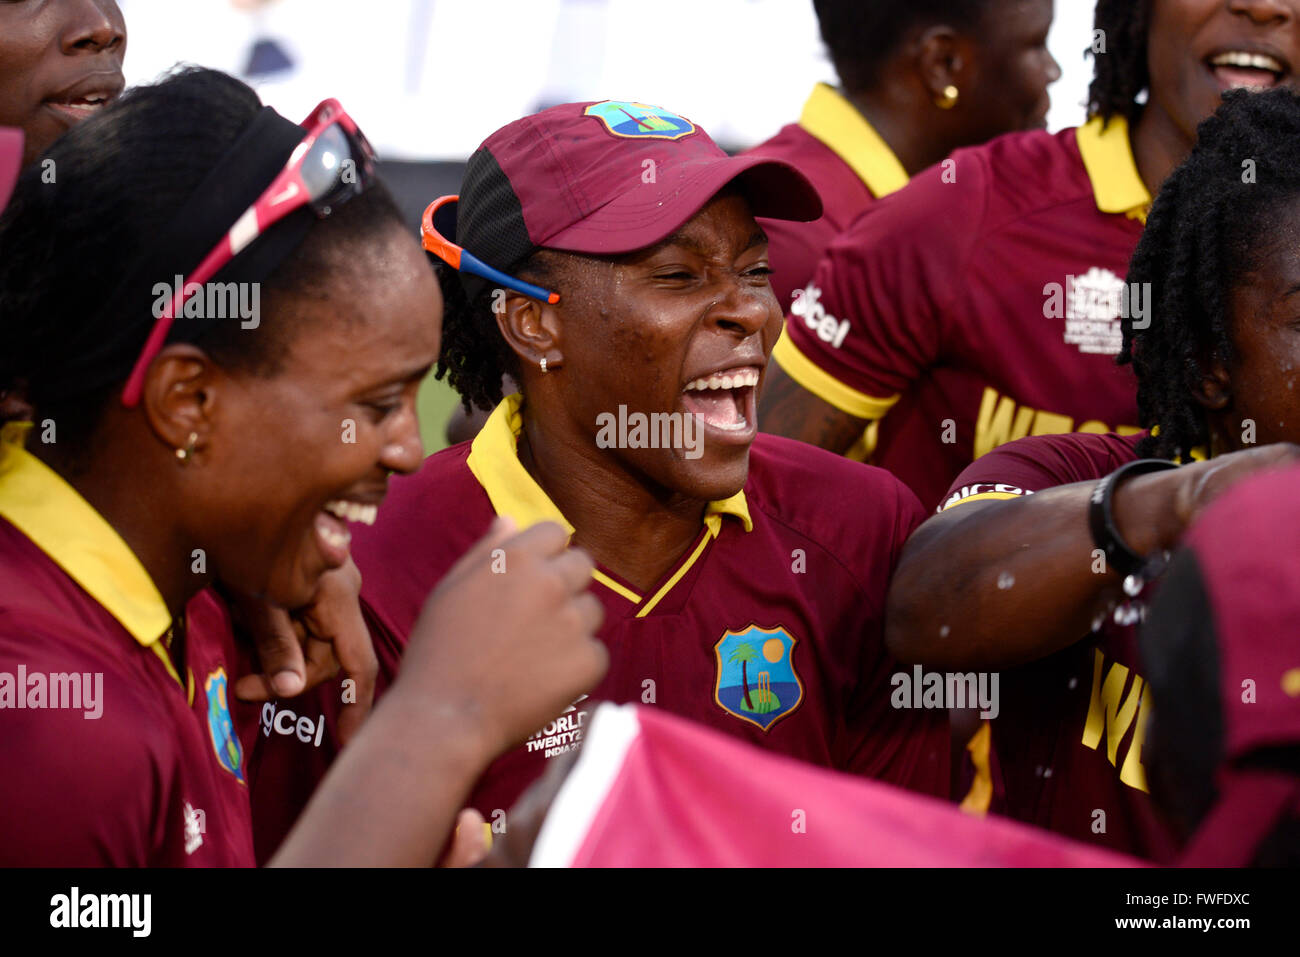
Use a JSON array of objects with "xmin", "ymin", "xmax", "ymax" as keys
[{"xmin": 42, "ymin": 106, "xmax": 315, "ymax": 401}]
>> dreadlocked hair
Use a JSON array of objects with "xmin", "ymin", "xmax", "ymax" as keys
[
  {"xmin": 1087, "ymin": 0, "xmax": 1151, "ymax": 126},
  {"xmin": 434, "ymin": 251, "xmax": 563, "ymax": 414},
  {"xmin": 1119, "ymin": 88, "xmax": 1300, "ymax": 461}
]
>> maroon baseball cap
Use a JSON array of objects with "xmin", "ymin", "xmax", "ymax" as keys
[
  {"xmin": 0, "ymin": 127, "xmax": 22, "ymax": 214},
  {"xmin": 1161, "ymin": 464, "xmax": 1300, "ymax": 865},
  {"xmin": 437, "ymin": 99, "xmax": 821, "ymax": 296}
]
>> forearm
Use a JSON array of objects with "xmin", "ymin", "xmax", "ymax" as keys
[
  {"xmin": 270, "ymin": 686, "xmax": 496, "ymax": 867},
  {"xmin": 885, "ymin": 475, "xmax": 1182, "ymax": 670}
]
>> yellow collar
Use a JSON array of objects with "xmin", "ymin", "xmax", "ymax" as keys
[
  {"xmin": 0, "ymin": 421, "xmax": 174, "ymax": 653},
  {"xmin": 1076, "ymin": 115, "xmax": 1151, "ymax": 224},
  {"xmin": 466, "ymin": 393, "xmax": 753, "ymax": 537},
  {"xmin": 797, "ymin": 83, "xmax": 909, "ymax": 199}
]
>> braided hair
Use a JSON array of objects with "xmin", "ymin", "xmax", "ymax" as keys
[
  {"xmin": 1120, "ymin": 88, "xmax": 1300, "ymax": 461},
  {"xmin": 1086, "ymin": 0, "xmax": 1152, "ymax": 125}
]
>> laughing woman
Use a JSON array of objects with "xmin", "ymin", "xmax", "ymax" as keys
[
  {"xmin": 0, "ymin": 68, "xmax": 606, "ymax": 867},
  {"xmin": 247, "ymin": 100, "xmax": 952, "ymax": 854}
]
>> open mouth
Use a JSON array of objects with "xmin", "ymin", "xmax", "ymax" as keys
[
  {"xmin": 45, "ymin": 91, "xmax": 113, "ymax": 122},
  {"xmin": 43, "ymin": 72, "xmax": 125, "ymax": 125},
  {"xmin": 681, "ymin": 366, "xmax": 760, "ymax": 441},
  {"xmin": 1208, "ymin": 50, "xmax": 1289, "ymax": 92},
  {"xmin": 312, "ymin": 498, "xmax": 379, "ymax": 567}
]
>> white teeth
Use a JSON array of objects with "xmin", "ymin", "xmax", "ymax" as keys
[
  {"xmin": 1211, "ymin": 51, "xmax": 1284, "ymax": 74},
  {"xmin": 318, "ymin": 524, "xmax": 351, "ymax": 549},
  {"xmin": 711, "ymin": 415, "xmax": 750, "ymax": 432},
  {"xmin": 323, "ymin": 499, "xmax": 378, "ymax": 526},
  {"xmin": 683, "ymin": 369, "xmax": 760, "ymax": 392}
]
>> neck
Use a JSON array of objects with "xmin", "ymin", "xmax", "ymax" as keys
[
  {"xmin": 1130, "ymin": 104, "xmax": 1195, "ymax": 200},
  {"xmin": 846, "ymin": 86, "xmax": 950, "ymax": 177},
  {"xmin": 517, "ymin": 412, "xmax": 710, "ymax": 593},
  {"xmin": 35, "ymin": 443, "xmax": 205, "ymax": 624}
]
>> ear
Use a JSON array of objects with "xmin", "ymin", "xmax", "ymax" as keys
[
  {"xmin": 912, "ymin": 25, "xmax": 971, "ymax": 102},
  {"xmin": 139, "ymin": 343, "xmax": 221, "ymax": 456},
  {"xmin": 1190, "ymin": 351, "xmax": 1233, "ymax": 412},
  {"xmin": 496, "ymin": 292, "xmax": 563, "ymax": 373}
]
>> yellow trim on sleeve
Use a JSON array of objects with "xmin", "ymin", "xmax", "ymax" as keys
[
  {"xmin": 772, "ymin": 329, "xmax": 900, "ymax": 421},
  {"xmin": 1076, "ymin": 115, "xmax": 1151, "ymax": 224},
  {"xmin": 0, "ymin": 422, "xmax": 175, "ymax": 660},
  {"xmin": 941, "ymin": 491, "xmax": 1023, "ymax": 512},
  {"xmin": 959, "ymin": 723, "xmax": 994, "ymax": 816},
  {"xmin": 798, "ymin": 83, "xmax": 909, "ymax": 198}
]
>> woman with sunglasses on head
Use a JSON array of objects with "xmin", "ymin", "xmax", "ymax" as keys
[
  {"xmin": 0, "ymin": 67, "xmax": 606, "ymax": 867},
  {"xmin": 246, "ymin": 100, "xmax": 953, "ymax": 857}
]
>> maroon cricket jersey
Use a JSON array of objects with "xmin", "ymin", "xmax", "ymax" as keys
[
  {"xmin": 0, "ymin": 429, "xmax": 254, "ymax": 866},
  {"xmin": 940, "ymin": 429, "xmax": 1179, "ymax": 861},
  {"xmin": 745, "ymin": 83, "xmax": 908, "ymax": 311},
  {"xmin": 245, "ymin": 394, "xmax": 948, "ymax": 858},
  {"xmin": 772, "ymin": 116, "xmax": 1151, "ymax": 510}
]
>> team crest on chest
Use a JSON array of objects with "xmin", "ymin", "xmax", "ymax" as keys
[
  {"xmin": 583, "ymin": 100, "xmax": 695, "ymax": 140},
  {"xmin": 203, "ymin": 668, "xmax": 245, "ymax": 784},
  {"xmin": 713, "ymin": 625, "xmax": 803, "ymax": 731}
]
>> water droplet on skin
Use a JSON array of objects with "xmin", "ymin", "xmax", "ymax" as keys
[
  {"xmin": 997, "ymin": 571, "xmax": 1015, "ymax": 590},
  {"xmin": 939, "ymin": 625, "xmax": 951, "ymax": 638},
  {"xmin": 1113, "ymin": 603, "xmax": 1142, "ymax": 626}
]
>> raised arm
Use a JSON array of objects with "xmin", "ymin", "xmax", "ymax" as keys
[{"xmin": 885, "ymin": 443, "xmax": 1300, "ymax": 671}]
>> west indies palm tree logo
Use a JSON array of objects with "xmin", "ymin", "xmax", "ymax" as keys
[
  {"xmin": 204, "ymin": 667, "xmax": 245, "ymax": 784},
  {"xmin": 583, "ymin": 100, "xmax": 696, "ymax": 140},
  {"xmin": 713, "ymin": 625, "xmax": 802, "ymax": 731}
]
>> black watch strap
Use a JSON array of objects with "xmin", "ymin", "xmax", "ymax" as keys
[{"xmin": 1089, "ymin": 458, "xmax": 1179, "ymax": 578}]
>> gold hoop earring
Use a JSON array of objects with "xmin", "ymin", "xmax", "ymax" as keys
[
  {"xmin": 175, "ymin": 432, "xmax": 199, "ymax": 462},
  {"xmin": 936, "ymin": 85, "xmax": 959, "ymax": 110}
]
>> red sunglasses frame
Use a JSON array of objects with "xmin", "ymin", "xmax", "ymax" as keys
[{"xmin": 121, "ymin": 98, "xmax": 374, "ymax": 408}]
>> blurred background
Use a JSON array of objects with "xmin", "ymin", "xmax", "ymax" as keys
[{"xmin": 116, "ymin": 0, "xmax": 1100, "ymax": 452}]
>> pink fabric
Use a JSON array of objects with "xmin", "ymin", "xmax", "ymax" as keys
[{"xmin": 567, "ymin": 706, "xmax": 1142, "ymax": 868}]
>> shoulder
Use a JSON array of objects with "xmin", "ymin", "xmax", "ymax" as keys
[
  {"xmin": 352, "ymin": 443, "xmax": 494, "ymax": 639},
  {"xmin": 838, "ymin": 127, "xmax": 1087, "ymax": 245},
  {"xmin": 942, "ymin": 430, "xmax": 1146, "ymax": 509},
  {"xmin": 0, "ymin": 617, "xmax": 179, "ymax": 864},
  {"xmin": 353, "ymin": 443, "xmax": 489, "ymax": 562},
  {"xmin": 745, "ymin": 434, "xmax": 925, "ymax": 578}
]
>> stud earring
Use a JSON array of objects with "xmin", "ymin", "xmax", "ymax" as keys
[
  {"xmin": 175, "ymin": 432, "xmax": 199, "ymax": 462},
  {"xmin": 936, "ymin": 85, "xmax": 960, "ymax": 110},
  {"xmin": 540, "ymin": 356, "xmax": 549, "ymax": 374}
]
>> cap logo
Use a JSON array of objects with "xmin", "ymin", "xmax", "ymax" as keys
[{"xmin": 584, "ymin": 101, "xmax": 695, "ymax": 140}]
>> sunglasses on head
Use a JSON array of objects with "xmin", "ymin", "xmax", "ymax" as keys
[
  {"xmin": 420, "ymin": 195, "xmax": 560, "ymax": 306},
  {"xmin": 121, "ymin": 98, "xmax": 376, "ymax": 408}
]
